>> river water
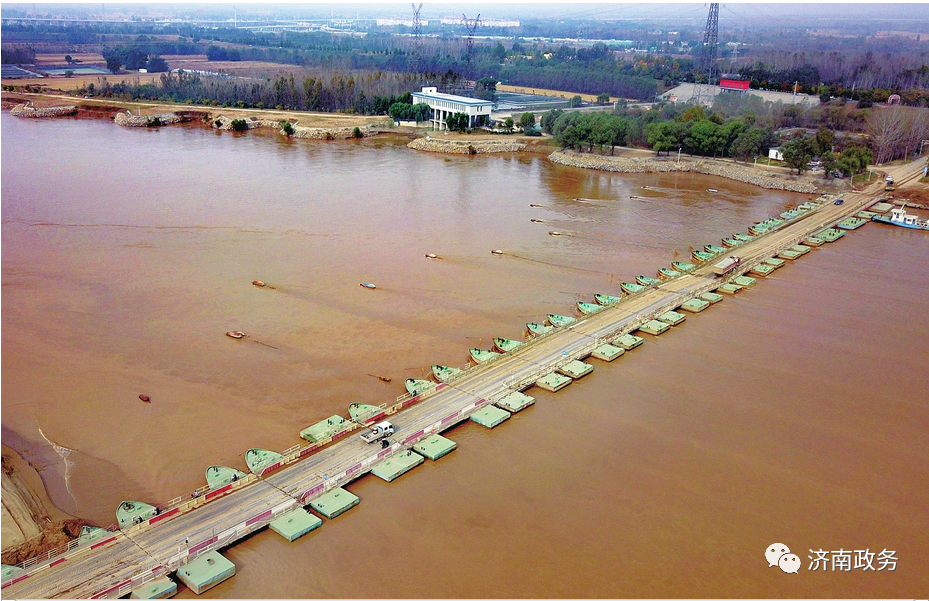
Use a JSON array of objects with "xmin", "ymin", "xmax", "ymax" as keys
[{"xmin": 2, "ymin": 114, "xmax": 926, "ymax": 597}]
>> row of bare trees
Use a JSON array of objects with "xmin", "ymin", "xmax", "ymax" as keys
[{"xmin": 866, "ymin": 106, "xmax": 929, "ymax": 164}]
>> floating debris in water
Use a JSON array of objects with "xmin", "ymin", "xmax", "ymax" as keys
[
  {"xmin": 251, "ymin": 280, "xmax": 266, "ymax": 287},
  {"xmin": 360, "ymin": 282, "xmax": 377, "ymax": 289},
  {"xmin": 530, "ymin": 218, "xmax": 545, "ymax": 223},
  {"xmin": 529, "ymin": 204, "xmax": 543, "ymax": 208},
  {"xmin": 368, "ymin": 374, "xmax": 392, "ymax": 383},
  {"xmin": 707, "ymin": 189, "xmax": 718, "ymax": 193},
  {"xmin": 226, "ymin": 331, "xmax": 246, "ymax": 339},
  {"xmin": 425, "ymin": 253, "xmax": 439, "ymax": 259},
  {"xmin": 630, "ymin": 195, "xmax": 640, "ymax": 199},
  {"xmin": 139, "ymin": 394, "xmax": 150, "ymax": 402},
  {"xmin": 548, "ymin": 231, "xmax": 563, "ymax": 236},
  {"xmin": 491, "ymin": 249, "xmax": 504, "ymax": 255}
]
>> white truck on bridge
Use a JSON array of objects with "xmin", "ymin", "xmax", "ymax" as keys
[{"xmin": 360, "ymin": 421, "xmax": 395, "ymax": 444}]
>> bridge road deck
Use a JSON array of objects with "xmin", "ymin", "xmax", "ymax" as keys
[{"xmin": 2, "ymin": 190, "xmax": 875, "ymax": 599}]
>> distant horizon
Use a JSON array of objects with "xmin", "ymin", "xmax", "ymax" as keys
[{"xmin": 3, "ymin": 3, "xmax": 929, "ymax": 27}]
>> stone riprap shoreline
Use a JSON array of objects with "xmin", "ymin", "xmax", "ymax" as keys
[
  {"xmin": 212, "ymin": 115, "xmax": 262, "ymax": 130},
  {"xmin": 280, "ymin": 123, "xmax": 374, "ymax": 139},
  {"xmin": 10, "ymin": 104, "xmax": 77, "ymax": 118},
  {"xmin": 550, "ymin": 150, "xmax": 822, "ymax": 194},
  {"xmin": 114, "ymin": 111, "xmax": 184, "ymax": 127},
  {"xmin": 408, "ymin": 136, "xmax": 527, "ymax": 154}
]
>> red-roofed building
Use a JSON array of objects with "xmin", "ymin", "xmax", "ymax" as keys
[{"xmin": 719, "ymin": 77, "xmax": 750, "ymax": 95}]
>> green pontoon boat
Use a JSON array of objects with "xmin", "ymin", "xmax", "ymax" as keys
[
  {"xmin": 636, "ymin": 275, "xmax": 660, "ymax": 286},
  {"xmin": 657, "ymin": 267, "xmax": 678, "ymax": 280},
  {"xmin": 692, "ymin": 250, "xmax": 714, "ymax": 263},
  {"xmin": 671, "ymin": 261, "xmax": 697, "ymax": 273},
  {"xmin": 594, "ymin": 293, "xmax": 623, "ymax": 305},
  {"xmin": 470, "ymin": 348, "xmax": 502, "ymax": 363},
  {"xmin": 493, "ymin": 337, "xmax": 523, "ymax": 353},
  {"xmin": 405, "ymin": 378, "xmax": 434, "ymax": 396},
  {"xmin": 547, "ymin": 314, "xmax": 576, "ymax": 327},
  {"xmin": 527, "ymin": 322, "xmax": 553, "ymax": 336},
  {"xmin": 620, "ymin": 282, "xmax": 646, "ymax": 294},
  {"xmin": 576, "ymin": 301, "xmax": 603, "ymax": 315},
  {"xmin": 431, "ymin": 364, "xmax": 462, "ymax": 383}
]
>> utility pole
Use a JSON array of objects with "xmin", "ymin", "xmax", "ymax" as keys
[
  {"xmin": 693, "ymin": 3, "xmax": 719, "ymax": 107},
  {"xmin": 461, "ymin": 13, "xmax": 481, "ymax": 85},
  {"xmin": 411, "ymin": 3, "xmax": 423, "ymax": 73}
]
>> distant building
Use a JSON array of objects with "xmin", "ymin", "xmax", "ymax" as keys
[
  {"xmin": 439, "ymin": 17, "xmax": 520, "ymax": 27},
  {"xmin": 411, "ymin": 87, "xmax": 493, "ymax": 130},
  {"xmin": 376, "ymin": 17, "xmax": 430, "ymax": 27},
  {"xmin": 719, "ymin": 77, "xmax": 750, "ymax": 94}
]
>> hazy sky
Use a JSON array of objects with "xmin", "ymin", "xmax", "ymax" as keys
[{"xmin": 3, "ymin": 2, "xmax": 929, "ymax": 27}]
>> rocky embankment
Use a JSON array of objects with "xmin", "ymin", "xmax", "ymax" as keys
[
  {"xmin": 283, "ymin": 123, "xmax": 374, "ymax": 139},
  {"xmin": 113, "ymin": 111, "xmax": 184, "ymax": 127},
  {"xmin": 408, "ymin": 136, "xmax": 527, "ymax": 155},
  {"xmin": 550, "ymin": 151, "xmax": 822, "ymax": 194},
  {"xmin": 10, "ymin": 104, "xmax": 77, "ymax": 118},
  {"xmin": 211, "ymin": 115, "xmax": 262, "ymax": 130},
  {"xmin": 1, "ymin": 445, "xmax": 88, "ymax": 567}
]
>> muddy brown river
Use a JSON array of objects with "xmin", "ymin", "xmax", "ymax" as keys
[{"xmin": 2, "ymin": 114, "xmax": 926, "ymax": 597}]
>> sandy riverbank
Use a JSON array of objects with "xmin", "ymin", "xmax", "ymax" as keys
[
  {"xmin": 1, "ymin": 445, "xmax": 88, "ymax": 566},
  {"xmin": 549, "ymin": 150, "xmax": 826, "ymax": 193}
]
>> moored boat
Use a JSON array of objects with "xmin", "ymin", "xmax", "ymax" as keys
[
  {"xmin": 349, "ymin": 403, "xmax": 383, "ymax": 422},
  {"xmin": 671, "ymin": 261, "xmax": 697, "ymax": 273},
  {"xmin": 431, "ymin": 364, "xmax": 462, "ymax": 383},
  {"xmin": 527, "ymin": 322, "xmax": 554, "ymax": 336},
  {"xmin": 872, "ymin": 206, "xmax": 929, "ymax": 230},
  {"xmin": 704, "ymin": 244, "xmax": 727, "ymax": 255},
  {"xmin": 657, "ymin": 267, "xmax": 679, "ymax": 280},
  {"xmin": 405, "ymin": 378, "xmax": 434, "ymax": 396},
  {"xmin": 620, "ymin": 281, "xmax": 646, "ymax": 294},
  {"xmin": 469, "ymin": 348, "xmax": 502, "ymax": 363},
  {"xmin": 692, "ymin": 250, "xmax": 714, "ymax": 263},
  {"xmin": 733, "ymin": 233, "xmax": 754, "ymax": 243},
  {"xmin": 577, "ymin": 301, "xmax": 603, "ymax": 315},
  {"xmin": 636, "ymin": 275, "xmax": 660, "ymax": 286},
  {"xmin": 493, "ymin": 337, "xmax": 523, "ymax": 353},
  {"xmin": 721, "ymin": 237, "xmax": 742, "ymax": 248},
  {"xmin": 547, "ymin": 314, "xmax": 576, "ymax": 327},
  {"xmin": 594, "ymin": 293, "xmax": 623, "ymax": 305}
]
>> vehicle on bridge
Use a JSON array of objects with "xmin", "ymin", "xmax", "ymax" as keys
[
  {"xmin": 885, "ymin": 176, "xmax": 895, "ymax": 192},
  {"xmin": 360, "ymin": 421, "xmax": 395, "ymax": 443},
  {"xmin": 712, "ymin": 256, "xmax": 742, "ymax": 276}
]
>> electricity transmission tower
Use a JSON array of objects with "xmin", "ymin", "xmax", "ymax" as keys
[
  {"xmin": 411, "ymin": 3, "xmax": 423, "ymax": 72},
  {"xmin": 693, "ymin": 2, "xmax": 719, "ymax": 106},
  {"xmin": 461, "ymin": 13, "xmax": 481, "ymax": 83}
]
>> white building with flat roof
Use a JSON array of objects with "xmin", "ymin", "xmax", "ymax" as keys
[{"xmin": 411, "ymin": 87, "xmax": 493, "ymax": 130}]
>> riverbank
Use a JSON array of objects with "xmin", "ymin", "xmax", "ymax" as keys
[
  {"xmin": 1, "ymin": 445, "xmax": 88, "ymax": 566},
  {"xmin": 550, "ymin": 150, "xmax": 825, "ymax": 194},
  {"xmin": 1, "ymin": 90, "xmax": 387, "ymax": 130},
  {"xmin": 408, "ymin": 135, "xmax": 527, "ymax": 154}
]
